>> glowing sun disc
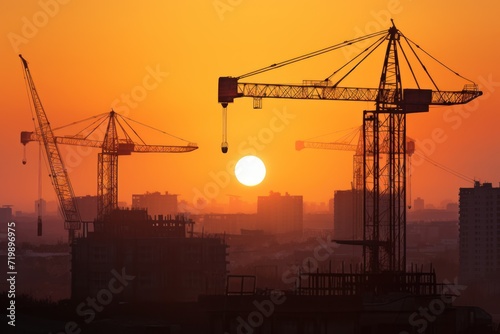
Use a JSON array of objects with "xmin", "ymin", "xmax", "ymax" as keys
[{"xmin": 235, "ymin": 155, "xmax": 266, "ymax": 186}]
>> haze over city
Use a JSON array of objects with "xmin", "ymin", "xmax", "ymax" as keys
[
  {"xmin": 2, "ymin": 1, "xmax": 500, "ymax": 333},
  {"xmin": 1, "ymin": 0, "xmax": 499, "ymax": 214}
]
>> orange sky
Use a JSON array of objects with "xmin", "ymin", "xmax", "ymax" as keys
[{"xmin": 1, "ymin": 0, "xmax": 499, "ymax": 213}]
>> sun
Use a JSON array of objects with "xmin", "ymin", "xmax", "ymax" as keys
[{"xmin": 235, "ymin": 155, "xmax": 266, "ymax": 186}]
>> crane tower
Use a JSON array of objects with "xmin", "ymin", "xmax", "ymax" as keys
[{"xmin": 217, "ymin": 22, "xmax": 482, "ymax": 275}]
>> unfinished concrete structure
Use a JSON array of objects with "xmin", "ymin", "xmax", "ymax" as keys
[{"xmin": 72, "ymin": 209, "xmax": 227, "ymax": 302}]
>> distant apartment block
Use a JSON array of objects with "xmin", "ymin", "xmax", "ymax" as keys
[
  {"xmin": 75, "ymin": 195, "xmax": 98, "ymax": 222},
  {"xmin": 413, "ymin": 197, "xmax": 425, "ymax": 211},
  {"xmin": 0, "ymin": 206, "xmax": 12, "ymax": 223},
  {"xmin": 459, "ymin": 182, "xmax": 500, "ymax": 286},
  {"xmin": 333, "ymin": 189, "xmax": 362, "ymax": 240},
  {"xmin": 132, "ymin": 191, "xmax": 178, "ymax": 217},
  {"xmin": 257, "ymin": 191, "xmax": 303, "ymax": 234}
]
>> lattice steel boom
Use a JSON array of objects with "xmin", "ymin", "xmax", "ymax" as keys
[
  {"xmin": 217, "ymin": 22, "xmax": 482, "ymax": 274},
  {"xmin": 19, "ymin": 55, "xmax": 81, "ymax": 236}
]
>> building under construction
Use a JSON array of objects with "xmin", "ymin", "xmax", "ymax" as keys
[
  {"xmin": 71, "ymin": 209, "xmax": 228, "ymax": 302},
  {"xmin": 201, "ymin": 285, "xmax": 494, "ymax": 333}
]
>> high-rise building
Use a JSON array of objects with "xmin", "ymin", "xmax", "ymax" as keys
[
  {"xmin": 257, "ymin": 191, "xmax": 303, "ymax": 234},
  {"xmin": 0, "ymin": 206, "xmax": 13, "ymax": 223},
  {"xmin": 333, "ymin": 190, "xmax": 363, "ymax": 240},
  {"xmin": 75, "ymin": 195, "xmax": 98, "ymax": 222},
  {"xmin": 132, "ymin": 191, "xmax": 178, "ymax": 218},
  {"xmin": 459, "ymin": 181, "xmax": 500, "ymax": 287}
]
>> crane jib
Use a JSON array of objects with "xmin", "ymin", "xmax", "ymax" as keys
[{"xmin": 218, "ymin": 77, "xmax": 482, "ymax": 111}]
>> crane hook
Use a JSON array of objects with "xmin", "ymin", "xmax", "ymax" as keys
[
  {"xmin": 22, "ymin": 145, "xmax": 27, "ymax": 165},
  {"xmin": 221, "ymin": 105, "xmax": 228, "ymax": 154}
]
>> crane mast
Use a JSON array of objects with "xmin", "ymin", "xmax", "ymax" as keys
[
  {"xmin": 98, "ymin": 111, "xmax": 119, "ymax": 221},
  {"xmin": 19, "ymin": 55, "xmax": 81, "ymax": 237},
  {"xmin": 296, "ymin": 129, "xmax": 416, "ymax": 244},
  {"xmin": 364, "ymin": 25, "xmax": 405, "ymax": 273},
  {"xmin": 95, "ymin": 110, "xmax": 198, "ymax": 220},
  {"xmin": 218, "ymin": 23, "xmax": 482, "ymax": 275}
]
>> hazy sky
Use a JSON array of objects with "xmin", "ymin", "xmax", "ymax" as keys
[{"xmin": 1, "ymin": 0, "xmax": 499, "ymax": 213}]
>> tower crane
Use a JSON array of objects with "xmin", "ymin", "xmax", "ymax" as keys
[
  {"xmin": 21, "ymin": 110, "xmax": 198, "ymax": 222},
  {"xmin": 296, "ymin": 128, "xmax": 365, "ymax": 192},
  {"xmin": 20, "ymin": 56, "xmax": 198, "ymax": 237},
  {"xmin": 217, "ymin": 22, "xmax": 482, "ymax": 274},
  {"xmin": 296, "ymin": 127, "xmax": 416, "ymax": 193},
  {"xmin": 19, "ymin": 54, "xmax": 81, "ymax": 241},
  {"xmin": 296, "ymin": 129, "xmax": 416, "ymax": 240}
]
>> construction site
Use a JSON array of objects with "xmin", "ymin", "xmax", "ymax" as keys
[{"xmin": 7, "ymin": 21, "xmax": 499, "ymax": 333}]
